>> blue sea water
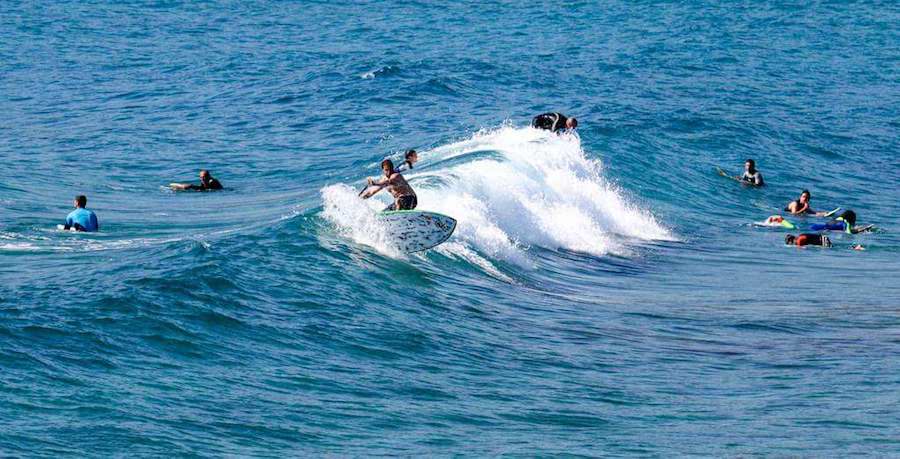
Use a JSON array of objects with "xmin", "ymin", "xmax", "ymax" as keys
[{"xmin": 2, "ymin": 0, "xmax": 900, "ymax": 455}]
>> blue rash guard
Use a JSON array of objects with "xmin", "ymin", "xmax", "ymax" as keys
[{"xmin": 65, "ymin": 208, "xmax": 99, "ymax": 232}]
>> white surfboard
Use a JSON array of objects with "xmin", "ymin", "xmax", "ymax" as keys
[{"xmin": 377, "ymin": 210, "xmax": 457, "ymax": 253}]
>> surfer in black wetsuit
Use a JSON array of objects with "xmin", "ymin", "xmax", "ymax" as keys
[
  {"xmin": 740, "ymin": 159, "xmax": 764, "ymax": 186},
  {"xmin": 362, "ymin": 159, "xmax": 417, "ymax": 211},
  {"xmin": 170, "ymin": 170, "xmax": 224, "ymax": 191},
  {"xmin": 396, "ymin": 149, "xmax": 418, "ymax": 172},
  {"xmin": 532, "ymin": 112, "xmax": 577, "ymax": 133},
  {"xmin": 785, "ymin": 233, "xmax": 832, "ymax": 247}
]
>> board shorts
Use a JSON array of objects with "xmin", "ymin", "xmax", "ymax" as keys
[{"xmin": 385, "ymin": 195, "xmax": 417, "ymax": 211}]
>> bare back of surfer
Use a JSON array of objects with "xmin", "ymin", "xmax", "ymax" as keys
[{"xmin": 362, "ymin": 159, "xmax": 418, "ymax": 211}]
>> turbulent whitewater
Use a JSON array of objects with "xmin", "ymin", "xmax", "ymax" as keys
[{"xmin": 323, "ymin": 126, "xmax": 672, "ymax": 265}]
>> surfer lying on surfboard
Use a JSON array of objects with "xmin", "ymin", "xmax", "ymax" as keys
[
  {"xmin": 809, "ymin": 210, "xmax": 875, "ymax": 234},
  {"xmin": 785, "ymin": 233, "xmax": 866, "ymax": 250},
  {"xmin": 784, "ymin": 190, "xmax": 834, "ymax": 216},
  {"xmin": 361, "ymin": 159, "xmax": 418, "ymax": 211},
  {"xmin": 170, "ymin": 170, "xmax": 223, "ymax": 191},
  {"xmin": 785, "ymin": 233, "xmax": 832, "ymax": 248}
]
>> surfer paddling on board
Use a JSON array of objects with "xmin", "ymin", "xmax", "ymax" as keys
[
  {"xmin": 396, "ymin": 149, "xmax": 418, "ymax": 172},
  {"xmin": 362, "ymin": 159, "xmax": 418, "ymax": 211},
  {"xmin": 809, "ymin": 210, "xmax": 874, "ymax": 234},
  {"xmin": 532, "ymin": 112, "xmax": 577, "ymax": 133},
  {"xmin": 170, "ymin": 170, "xmax": 223, "ymax": 191},
  {"xmin": 785, "ymin": 234, "xmax": 832, "ymax": 248},
  {"xmin": 63, "ymin": 195, "xmax": 99, "ymax": 232}
]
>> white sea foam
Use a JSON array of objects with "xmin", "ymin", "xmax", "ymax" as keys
[
  {"xmin": 320, "ymin": 184, "xmax": 403, "ymax": 258},
  {"xmin": 320, "ymin": 126, "xmax": 673, "ymax": 265}
]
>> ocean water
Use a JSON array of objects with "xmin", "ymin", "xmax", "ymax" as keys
[{"xmin": 2, "ymin": 1, "xmax": 900, "ymax": 455}]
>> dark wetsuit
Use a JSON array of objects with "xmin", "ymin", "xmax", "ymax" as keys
[
  {"xmin": 741, "ymin": 171, "xmax": 764, "ymax": 186},
  {"xmin": 385, "ymin": 195, "xmax": 417, "ymax": 211},
  {"xmin": 186, "ymin": 178, "xmax": 223, "ymax": 191},
  {"xmin": 794, "ymin": 234, "xmax": 831, "ymax": 247},
  {"xmin": 532, "ymin": 112, "xmax": 569, "ymax": 132}
]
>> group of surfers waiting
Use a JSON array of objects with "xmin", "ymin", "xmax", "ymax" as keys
[
  {"xmin": 722, "ymin": 159, "xmax": 873, "ymax": 249},
  {"xmin": 60, "ymin": 170, "xmax": 223, "ymax": 232}
]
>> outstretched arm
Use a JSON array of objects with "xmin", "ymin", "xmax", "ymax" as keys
[
  {"xmin": 361, "ymin": 185, "xmax": 383, "ymax": 199},
  {"xmin": 361, "ymin": 176, "xmax": 388, "ymax": 199}
]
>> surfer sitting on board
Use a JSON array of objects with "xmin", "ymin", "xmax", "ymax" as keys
[
  {"xmin": 740, "ymin": 159, "xmax": 764, "ymax": 186},
  {"xmin": 362, "ymin": 159, "xmax": 418, "ymax": 211},
  {"xmin": 784, "ymin": 190, "xmax": 830, "ymax": 216},
  {"xmin": 396, "ymin": 149, "xmax": 418, "ymax": 172},
  {"xmin": 532, "ymin": 112, "xmax": 577, "ymax": 133},
  {"xmin": 717, "ymin": 159, "xmax": 763, "ymax": 186},
  {"xmin": 63, "ymin": 195, "xmax": 99, "ymax": 232},
  {"xmin": 170, "ymin": 170, "xmax": 223, "ymax": 191}
]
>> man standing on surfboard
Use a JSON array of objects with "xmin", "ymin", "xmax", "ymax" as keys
[{"xmin": 362, "ymin": 159, "xmax": 418, "ymax": 211}]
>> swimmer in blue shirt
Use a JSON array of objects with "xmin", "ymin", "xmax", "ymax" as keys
[{"xmin": 64, "ymin": 195, "xmax": 99, "ymax": 232}]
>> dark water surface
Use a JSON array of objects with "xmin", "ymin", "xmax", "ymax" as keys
[{"xmin": 2, "ymin": 1, "xmax": 900, "ymax": 455}]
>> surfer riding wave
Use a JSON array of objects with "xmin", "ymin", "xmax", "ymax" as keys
[{"xmin": 321, "ymin": 125, "xmax": 673, "ymax": 263}]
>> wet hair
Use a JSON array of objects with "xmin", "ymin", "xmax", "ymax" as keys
[
  {"xmin": 800, "ymin": 190, "xmax": 811, "ymax": 199},
  {"xmin": 838, "ymin": 210, "xmax": 856, "ymax": 226},
  {"xmin": 200, "ymin": 170, "xmax": 210, "ymax": 176},
  {"xmin": 75, "ymin": 195, "xmax": 87, "ymax": 207},
  {"xmin": 785, "ymin": 234, "xmax": 796, "ymax": 245},
  {"xmin": 405, "ymin": 149, "xmax": 417, "ymax": 159},
  {"xmin": 568, "ymin": 117, "xmax": 578, "ymax": 129},
  {"xmin": 380, "ymin": 159, "xmax": 395, "ymax": 173},
  {"xmin": 745, "ymin": 159, "xmax": 756, "ymax": 173}
]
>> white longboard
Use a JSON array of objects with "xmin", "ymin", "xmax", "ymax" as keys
[{"xmin": 377, "ymin": 210, "xmax": 457, "ymax": 253}]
